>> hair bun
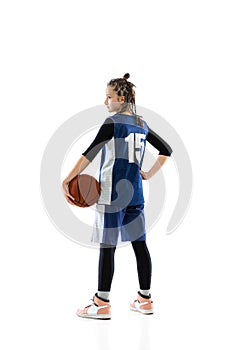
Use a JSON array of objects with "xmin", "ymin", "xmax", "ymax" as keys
[{"xmin": 123, "ymin": 73, "xmax": 130, "ymax": 80}]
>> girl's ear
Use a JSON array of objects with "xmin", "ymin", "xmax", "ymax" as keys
[{"xmin": 119, "ymin": 95, "xmax": 125, "ymax": 104}]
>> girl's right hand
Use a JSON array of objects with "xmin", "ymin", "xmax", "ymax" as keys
[{"xmin": 62, "ymin": 180, "xmax": 75, "ymax": 205}]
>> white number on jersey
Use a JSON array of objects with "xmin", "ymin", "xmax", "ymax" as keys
[{"xmin": 125, "ymin": 133, "xmax": 146, "ymax": 164}]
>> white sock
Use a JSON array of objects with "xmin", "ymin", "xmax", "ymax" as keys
[
  {"xmin": 140, "ymin": 289, "xmax": 150, "ymax": 297},
  {"xmin": 97, "ymin": 291, "xmax": 110, "ymax": 301}
]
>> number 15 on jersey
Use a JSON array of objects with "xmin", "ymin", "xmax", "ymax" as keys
[{"xmin": 125, "ymin": 133, "xmax": 146, "ymax": 165}]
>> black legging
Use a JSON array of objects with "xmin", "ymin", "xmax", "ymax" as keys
[{"xmin": 98, "ymin": 241, "xmax": 152, "ymax": 291}]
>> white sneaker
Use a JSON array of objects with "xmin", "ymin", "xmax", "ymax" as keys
[
  {"xmin": 76, "ymin": 293, "xmax": 111, "ymax": 320},
  {"xmin": 130, "ymin": 291, "xmax": 154, "ymax": 315}
]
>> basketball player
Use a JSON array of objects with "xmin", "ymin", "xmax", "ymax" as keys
[{"xmin": 62, "ymin": 73, "xmax": 172, "ymax": 319}]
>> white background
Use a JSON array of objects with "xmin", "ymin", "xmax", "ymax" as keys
[{"xmin": 1, "ymin": 0, "xmax": 233, "ymax": 349}]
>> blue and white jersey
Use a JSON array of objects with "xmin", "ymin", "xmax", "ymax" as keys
[
  {"xmin": 82, "ymin": 112, "xmax": 172, "ymax": 207},
  {"xmin": 98, "ymin": 114, "xmax": 148, "ymax": 206}
]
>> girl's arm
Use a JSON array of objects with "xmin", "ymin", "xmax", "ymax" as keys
[
  {"xmin": 62, "ymin": 155, "xmax": 90, "ymax": 204},
  {"xmin": 141, "ymin": 126, "xmax": 173, "ymax": 180},
  {"xmin": 140, "ymin": 155, "xmax": 168, "ymax": 180},
  {"xmin": 62, "ymin": 118, "xmax": 113, "ymax": 204}
]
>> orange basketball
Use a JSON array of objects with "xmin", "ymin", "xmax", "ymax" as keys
[{"xmin": 68, "ymin": 174, "xmax": 101, "ymax": 207}]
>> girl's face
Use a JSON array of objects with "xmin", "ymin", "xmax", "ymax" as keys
[{"xmin": 104, "ymin": 85, "xmax": 124, "ymax": 113}]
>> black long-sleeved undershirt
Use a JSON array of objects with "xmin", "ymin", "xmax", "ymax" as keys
[{"xmin": 82, "ymin": 117, "xmax": 173, "ymax": 162}]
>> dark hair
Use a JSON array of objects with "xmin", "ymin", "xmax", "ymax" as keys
[{"xmin": 107, "ymin": 73, "xmax": 144, "ymax": 127}]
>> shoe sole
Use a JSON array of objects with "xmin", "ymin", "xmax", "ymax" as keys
[
  {"xmin": 130, "ymin": 307, "xmax": 154, "ymax": 315},
  {"xmin": 76, "ymin": 312, "xmax": 111, "ymax": 320}
]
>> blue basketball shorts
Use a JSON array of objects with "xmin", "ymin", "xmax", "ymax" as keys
[{"xmin": 92, "ymin": 203, "xmax": 146, "ymax": 246}]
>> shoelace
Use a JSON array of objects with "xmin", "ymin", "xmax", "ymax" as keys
[{"xmin": 84, "ymin": 296, "xmax": 95, "ymax": 308}]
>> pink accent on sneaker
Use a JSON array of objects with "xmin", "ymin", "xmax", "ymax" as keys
[
  {"xmin": 130, "ymin": 292, "xmax": 154, "ymax": 315},
  {"xmin": 76, "ymin": 294, "xmax": 111, "ymax": 320}
]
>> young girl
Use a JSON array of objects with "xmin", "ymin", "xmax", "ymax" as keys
[{"xmin": 62, "ymin": 73, "xmax": 172, "ymax": 319}]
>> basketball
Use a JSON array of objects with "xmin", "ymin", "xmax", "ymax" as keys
[{"xmin": 68, "ymin": 174, "xmax": 101, "ymax": 207}]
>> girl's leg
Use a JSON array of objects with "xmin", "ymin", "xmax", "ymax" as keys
[
  {"xmin": 98, "ymin": 244, "xmax": 116, "ymax": 299},
  {"xmin": 76, "ymin": 244, "xmax": 115, "ymax": 319},
  {"xmin": 131, "ymin": 240, "xmax": 152, "ymax": 293},
  {"xmin": 130, "ymin": 241, "xmax": 154, "ymax": 314}
]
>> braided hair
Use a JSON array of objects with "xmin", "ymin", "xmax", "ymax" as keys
[{"xmin": 107, "ymin": 73, "xmax": 144, "ymax": 127}]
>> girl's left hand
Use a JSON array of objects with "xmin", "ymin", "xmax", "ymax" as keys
[{"xmin": 140, "ymin": 169, "xmax": 150, "ymax": 180}]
